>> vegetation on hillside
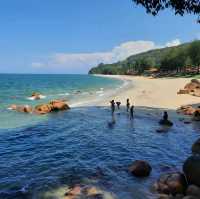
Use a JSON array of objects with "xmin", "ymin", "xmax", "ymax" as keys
[{"xmin": 89, "ymin": 40, "xmax": 200, "ymax": 77}]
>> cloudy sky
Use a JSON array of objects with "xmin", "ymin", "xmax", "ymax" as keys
[{"xmin": 0, "ymin": 0, "xmax": 199, "ymax": 74}]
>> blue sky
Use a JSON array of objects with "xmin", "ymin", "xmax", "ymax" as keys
[{"xmin": 0, "ymin": 0, "xmax": 200, "ymax": 74}]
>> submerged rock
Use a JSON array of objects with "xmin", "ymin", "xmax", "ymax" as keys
[
  {"xmin": 183, "ymin": 155, "xmax": 200, "ymax": 187},
  {"xmin": 177, "ymin": 106, "xmax": 196, "ymax": 116},
  {"xmin": 9, "ymin": 104, "xmax": 33, "ymax": 113},
  {"xmin": 186, "ymin": 185, "xmax": 200, "ymax": 198},
  {"xmin": 129, "ymin": 160, "xmax": 152, "ymax": 177},
  {"xmin": 192, "ymin": 139, "xmax": 200, "ymax": 154},
  {"xmin": 154, "ymin": 172, "xmax": 187, "ymax": 196}
]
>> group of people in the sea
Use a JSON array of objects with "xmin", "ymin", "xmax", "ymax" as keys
[
  {"xmin": 110, "ymin": 98, "xmax": 134, "ymax": 122},
  {"xmin": 109, "ymin": 98, "xmax": 173, "ymax": 127}
]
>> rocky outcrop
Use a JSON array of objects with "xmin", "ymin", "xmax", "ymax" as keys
[
  {"xmin": 129, "ymin": 160, "xmax": 152, "ymax": 177},
  {"xmin": 177, "ymin": 106, "xmax": 196, "ymax": 115},
  {"xmin": 178, "ymin": 79, "xmax": 200, "ymax": 97},
  {"xmin": 50, "ymin": 99, "xmax": 70, "ymax": 111},
  {"xmin": 34, "ymin": 104, "xmax": 53, "ymax": 114},
  {"xmin": 9, "ymin": 99, "xmax": 70, "ymax": 115},
  {"xmin": 183, "ymin": 155, "xmax": 200, "ymax": 187},
  {"xmin": 192, "ymin": 139, "xmax": 200, "ymax": 154},
  {"xmin": 154, "ymin": 172, "xmax": 187, "ymax": 196},
  {"xmin": 9, "ymin": 104, "xmax": 33, "ymax": 113}
]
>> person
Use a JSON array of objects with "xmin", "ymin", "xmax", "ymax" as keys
[
  {"xmin": 159, "ymin": 111, "xmax": 173, "ymax": 126},
  {"xmin": 130, "ymin": 105, "xmax": 134, "ymax": 119},
  {"xmin": 163, "ymin": 111, "xmax": 168, "ymax": 121},
  {"xmin": 116, "ymin": 101, "xmax": 121, "ymax": 109},
  {"xmin": 126, "ymin": 98, "xmax": 130, "ymax": 112},
  {"xmin": 110, "ymin": 100, "xmax": 115, "ymax": 115}
]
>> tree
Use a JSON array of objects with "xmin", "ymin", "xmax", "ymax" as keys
[
  {"xmin": 188, "ymin": 41, "xmax": 200, "ymax": 73},
  {"xmin": 132, "ymin": 0, "xmax": 200, "ymax": 22}
]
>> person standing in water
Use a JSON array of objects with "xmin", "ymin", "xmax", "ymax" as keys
[
  {"xmin": 126, "ymin": 98, "xmax": 130, "ymax": 112},
  {"xmin": 130, "ymin": 105, "xmax": 134, "ymax": 119},
  {"xmin": 110, "ymin": 100, "xmax": 115, "ymax": 116},
  {"xmin": 116, "ymin": 101, "xmax": 121, "ymax": 110}
]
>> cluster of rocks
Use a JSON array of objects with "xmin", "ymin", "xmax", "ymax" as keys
[
  {"xmin": 177, "ymin": 79, "xmax": 200, "ymax": 97},
  {"xmin": 177, "ymin": 105, "xmax": 200, "ymax": 121},
  {"xmin": 30, "ymin": 92, "xmax": 43, "ymax": 100},
  {"xmin": 9, "ymin": 99, "xmax": 70, "ymax": 115},
  {"xmin": 64, "ymin": 185, "xmax": 104, "ymax": 199},
  {"xmin": 128, "ymin": 138, "xmax": 200, "ymax": 199}
]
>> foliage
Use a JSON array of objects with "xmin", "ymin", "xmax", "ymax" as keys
[
  {"xmin": 89, "ymin": 40, "xmax": 200, "ymax": 76},
  {"xmin": 132, "ymin": 0, "xmax": 200, "ymax": 22}
]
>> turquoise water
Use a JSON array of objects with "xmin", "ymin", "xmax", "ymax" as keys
[
  {"xmin": 0, "ymin": 74, "xmax": 122, "ymax": 129},
  {"xmin": 0, "ymin": 74, "xmax": 199, "ymax": 199}
]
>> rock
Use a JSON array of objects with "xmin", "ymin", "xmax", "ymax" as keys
[
  {"xmin": 186, "ymin": 184, "xmax": 200, "ymax": 198},
  {"xmin": 50, "ymin": 100, "xmax": 70, "ymax": 111},
  {"xmin": 177, "ymin": 89, "xmax": 190, "ymax": 94},
  {"xmin": 34, "ymin": 104, "xmax": 53, "ymax": 114},
  {"xmin": 183, "ymin": 155, "xmax": 200, "ymax": 187},
  {"xmin": 177, "ymin": 106, "xmax": 196, "ymax": 116},
  {"xmin": 83, "ymin": 186, "xmax": 99, "ymax": 196},
  {"xmin": 159, "ymin": 119, "xmax": 173, "ymax": 126},
  {"xmin": 192, "ymin": 139, "xmax": 200, "ymax": 154},
  {"xmin": 64, "ymin": 185, "xmax": 81, "ymax": 198},
  {"xmin": 158, "ymin": 194, "xmax": 174, "ymax": 199},
  {"xmin": 154, "ymin": 172, "xmax": 187, "ymax": 196},
  {"xmin": 156, "ymin": 129, "xmax": 167, "ymax": 133},
  {"xmin": 31, "ymin": 92, "xmax": 42, "ymax": 100},
  {"xmin": 183, "ymin": 79, "xmax": 200, "ymax": 97},
  {"xmin": 192, "ymin": 110, "xmax": 200, "ymax": 121},
  {"xmin": 182, "ymin": 196, "xmax": 198, "ymax": 199},
  {"xmin": 9, "ymin": 104, "xmax": 33, "ymax": 113},
  {"xmin": 129, "ymin": 160, "xmax": 152, "ymax": 177}
]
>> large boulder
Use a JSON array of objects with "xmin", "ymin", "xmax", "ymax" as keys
[
  {"xmin": 34, "ymin": 104, "xmax": 53, "ymax": 114},
  {"xmin": 9, "ymin": 104, "xmax": 33, "ymax": 113},
  {"xmin": 184, "ymin": 79, "xmax": 200, "ymax": 92},
  {"xmin": 129, "ymin": 160, "xmax": 152, "ymax": 177},
  {"xmin": 192, "ymin": 109, "xmax": 200, "ymax": 121},
  {"xmin": 183, "ymin": 155, "xmax": 200, "ymax": 187},
  {"xmin": 50, "ymin": 100, "xmax": 70, "ymax": 111},
  {"xmin": 154, "ymin": 172, "xmax": 187, "ymax": 196},
  {"xmin": 186, "ymin": 185, "xmax": 200, "ymax": 198},
  {"xmin": 192, "ymin": 139, "xmax": 200, "ymax": 154}
]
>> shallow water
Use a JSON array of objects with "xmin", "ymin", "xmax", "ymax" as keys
[
  {"xmin": 0, "ymin": 74, "xmax": 122, "ymax": 128},
  {"xmin": 0, "ymin": 106, "xmax": 199, "ymax": 199}
]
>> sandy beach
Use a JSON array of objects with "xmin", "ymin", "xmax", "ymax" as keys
[{"xmin": 98, "ymin": 75, "xmax": 200, "ymax": 110}]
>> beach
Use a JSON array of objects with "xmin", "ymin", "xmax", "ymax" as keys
[{"xmin": 97, "ymin": 75, "xmax": 200, "ymax": 110}]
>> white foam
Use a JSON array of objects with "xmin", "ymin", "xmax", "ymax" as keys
[{"xmin": 27, "ymin": 95, "xmax": 46, "ymax": 100}]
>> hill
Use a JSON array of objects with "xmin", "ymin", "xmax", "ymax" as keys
[{"xmin": 88, "ymin": 40, "xmax": 200, "ymax": 76}]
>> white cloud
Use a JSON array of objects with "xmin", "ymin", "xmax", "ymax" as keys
[
  {"xmin": 31, "ymin": 39, "xmax": 181, "ymax": 73},
  {"xmin": 165, "ymin": 39, "xmax": 181, "ymax": 47},
  {"xmin": 31, "ymin": 62, "xmax": 45, "ymax": 68}
]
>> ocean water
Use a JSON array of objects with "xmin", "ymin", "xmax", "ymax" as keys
[
  {"xmin": 0, "ymin": 74, "xmax": 200, "ymax": 199},
  {"xmin": 0, "ymin": 74, "xmax": 123, "ymax": 129}
]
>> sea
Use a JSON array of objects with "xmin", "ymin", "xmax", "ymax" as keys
[{"xmin": 0, "ymin": 74, "xmax": 199, "ymax": 199}]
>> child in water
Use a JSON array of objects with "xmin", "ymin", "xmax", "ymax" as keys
[
  {"xmin": 116, "ymin": 101, "xmax": 121, "ymax": 109},
  {"xmin": 126, "ymin": 98, "xmax": 130, "ymax": 112},
  {"xmin": 130, "ymin": 105, "xmax": 134, "ymax": 119}
]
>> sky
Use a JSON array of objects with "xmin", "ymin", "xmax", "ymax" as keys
[{"xmin": 0, "ymin": 0, "xmax": 200, "ymax": 74}]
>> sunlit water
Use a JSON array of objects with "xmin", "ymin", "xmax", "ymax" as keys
[{"xmin": 0, "ymin": 74, "xmax": 199, "ymax": 199}]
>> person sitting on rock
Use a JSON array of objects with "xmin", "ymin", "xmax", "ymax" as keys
[
  {"xmin": 130, "ymin": 105, "xmax": 134, "ymax": 119},
  {"xmin": 126, "ymin": 98, "xmax": 130, "ymax": 112},
  {"xmin": 110, "ymin": 100, "xmax": 115, "ymax": 115},
  {"xmin": 116, "ymin": 101, "xmax": 121, "ymax": 109},
  {"xmin": 159, "ymin": 111, "xmax": 173, "ymax": 126}
]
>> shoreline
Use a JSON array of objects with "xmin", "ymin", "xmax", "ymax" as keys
[{"xmin": 94, "ymin": 74, "xmax": 200, "ymax": 110}]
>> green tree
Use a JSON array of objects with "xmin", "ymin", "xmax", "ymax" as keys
[{"xmin": 188, "ymin": 41, "xmax": 200, "ymax": 73}]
